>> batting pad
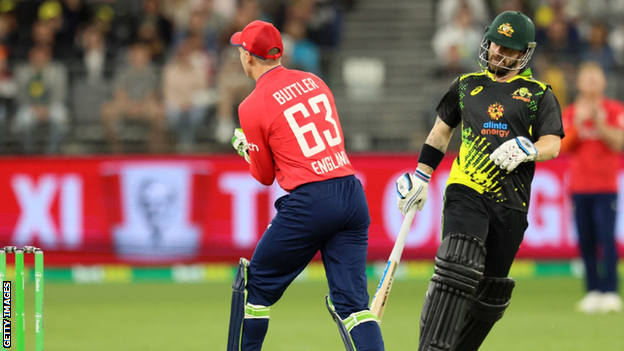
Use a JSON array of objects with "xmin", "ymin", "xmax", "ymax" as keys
[
  {"xmin": 325, "ymin": 295, "xmax": 356, "ymax": 351},
  {"xmin": 227, "ymin": 258, "xmax": 249, "ymax": 351},
  {"xmin": 456, "ymin": 277, "xmax": 516, "ymax": 351},
  {"xmin": 419, "ymin": 233, "xmax": 486, "ymax": 351}
]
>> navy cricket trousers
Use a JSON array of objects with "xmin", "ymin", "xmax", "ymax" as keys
[
  {"xmin": 572, "ymin": 193, "xmax": 619, "ymax": 293},
  {"xmin": 243, "ymin": 175, "xmax": 383, "ymax": 351}
]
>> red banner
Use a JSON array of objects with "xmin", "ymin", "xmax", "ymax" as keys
[{"xmin": 0, "ymin": 154, "xmax": 622, "ymax": 265}]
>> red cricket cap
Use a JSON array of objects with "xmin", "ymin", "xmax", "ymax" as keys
[{"xmin": 230, "ymin": 20, "xmax": 283, "ymax": 60}]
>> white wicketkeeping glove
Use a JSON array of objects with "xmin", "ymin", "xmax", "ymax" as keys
[
  {"xmin": 396, "ymin": 169, "xmax": 431, "ymax": 214},
  {"xmin": 490, "ymin": 136, "xmax": 538, "ymax": 172},
  {"xmin": 231, "ymin": 128, "xmax": 250, "ymax": 164}
]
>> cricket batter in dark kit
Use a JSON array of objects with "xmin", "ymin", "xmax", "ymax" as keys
[
  {"xmin": 396, "ymin": 11, "xmax": 564, "ymax": 351},
  {"xmin": 226, "ymin": 20, "xmax": 384, "ymax": 351}
]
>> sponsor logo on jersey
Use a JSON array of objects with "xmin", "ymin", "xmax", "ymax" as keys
[
  {"xmin": 511, "ymin": 87, "xmax": 532, "ymax": 102},
  {"xmin": 487, "ymin": 102, "xmax": 504, "ymax": 120},
  {"xmin": 471, "ymin": 86, "xmax": 483, "ymax": 96},
  {"xmin": 497, "ymin": 23, "xmax": 514, "ymax": 37},
  {"xmin": 482, "ymin": 102, "xmax": 509, "ymax": 137}
]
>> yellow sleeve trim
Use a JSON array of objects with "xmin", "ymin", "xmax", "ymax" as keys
[{"xmin": 460, "ymin": 71, "xmax": 487, "ymax": 80}]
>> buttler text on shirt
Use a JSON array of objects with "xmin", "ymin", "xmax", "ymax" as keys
[{"xmin": 272, "ymin": 78, "xmax": 320, "ymax": 105}]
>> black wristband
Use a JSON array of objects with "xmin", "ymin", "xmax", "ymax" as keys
[{"xmin": 418, "ymin": 143, "xmax": 445, "ymax": 170}]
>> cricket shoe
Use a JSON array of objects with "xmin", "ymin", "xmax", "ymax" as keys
[
  {"xmin": 599, "ymin": 293, "xmax": 623, "ymax": 314},
  {"xmin": 577, "ymin": 291, "xmax": 602, "ymax": 314}
]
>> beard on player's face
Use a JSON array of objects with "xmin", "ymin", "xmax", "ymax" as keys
[
  {"xmin": 487, "ymin": 53, "xmax": 521, "ymax": 76},
  {"xmin": 486, "ymin": 42, "xmax": 525, "ymax": 76}
]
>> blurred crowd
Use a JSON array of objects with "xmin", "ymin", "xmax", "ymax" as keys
[
  {"xmin": 432, "ymin": 0, "xmax": 624, "ymax": 115},
  {"xmin": 5, "ymin": 0, "xmax": 623, "ymax": 155},
  {"xmin": 0, "ymin": 0, "xmax": 353, "ymax": 154}
]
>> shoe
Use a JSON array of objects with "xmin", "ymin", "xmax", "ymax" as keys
[
  {"xmin": 599, "ymin": 293, "xmax": 623, "ymax": 313},
  {"xmin": 577, "ymin": 291, "xmax": 602, "ymax": 314}
]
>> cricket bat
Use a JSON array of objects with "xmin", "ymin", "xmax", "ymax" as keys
[{"xmin": 369, "ymin": 209, "xmax": 416, "ymax": 321}]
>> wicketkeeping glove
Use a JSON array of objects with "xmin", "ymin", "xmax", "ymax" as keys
[
  {"xmin": 396, "ymin": 169, "xmax": 431, "ymax": 214},
  {"xmin": 231, "ymin": 128, "xmax": 250, "ymax": 164},
  {"xmin": 490, "ymin": 136, "xmax": 538, "ymax": 172}
]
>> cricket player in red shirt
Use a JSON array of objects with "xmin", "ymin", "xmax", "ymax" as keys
[
  {"xmin": 225, "ymin": 20, "xmax": 385, "ymax": 351},
  {"xmin": 561, "ymin": 62, "xmax": 624, "ymax": 314}
]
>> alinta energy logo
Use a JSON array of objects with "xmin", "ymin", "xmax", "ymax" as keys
[{"xmin": 482, "ymin": 102, "xmax": 509, "ymax": 137}]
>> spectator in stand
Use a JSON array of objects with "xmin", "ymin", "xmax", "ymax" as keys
[
  {"xmin": 62, "ymin": 0, "xmax": 90, "ymax": 28},
  {"xmin": 581, "ymin": 21, "xmax": 616, "ymax": 74},
  {"xmin": 534, "ymin": 0, "xmax": 582, "ymax": 65},
  {"xmin": 0, "ymin": 46, "xmax": 15, "ymax": 152},
  {"xmin": 431, "ymin": 4, "xmax": 482, "ymax": 77},
  {"xmin": 607, "ymin": 17, "xmax": 624, "ymax": 67},
  {"xmin": 162, "ymin": 0, "xmax": 194, "ymax": 29},
  {"xmin": 533, "ymin": 15, "xmax": 581, "ymax": 104},
  {"xmin": 489, "ymin": 0, "xmax": 534, "ymax": 16},
  {"xmin": 136, "ymin": 20, "xmax": 167, "ymax": 64},
  {"xmin": 0, "ymin": 5, "xmax": 18, "ymax": 60},
  {"xmin": 72, "ymin": 25, "xmax": 115, "ymax": 83},
  {"xmin": 37, "ymin": 0, "xmax": 76, "ymax": 59},
  {"xmin": 12, "ymin": 20, "xmax": 56, "ymax": 61},
  {"xmin": 162, "ymin": 39, "xmax": 211, "ymax": 152},
  {"xmin": 100, "ymin": 42, "xmax": 165, "ymax": 153},
  {"xmin": 436, "ymin": 0, "xmax": 490, "ymax": 28},
  {"xmin": 172, "ymin": 3, "xmax": 228, "ymax": 58},
  {"xmin": 135, "ymin": 0, "xmax": 172, "ymax": 49},
  {"xmin": 214, "ymin": 0, "xmax": 259, "ymax": 144},
  {"xmin": 218, "ymin": 0, "xmax": 259, "ymax": 49},
  {"xmin": 535, "ymin": 17, "xmax": 582, "ymax": 66},
  {"xmin": 561, "ymin": 62, "xmax": 624, "ymax": 314},
  {"xmin": 96, "ymin": 0, "xmax": 142, "ymax": 50},
  {"xmin": 14, "ymin": 0, "xmax": 40, "ymax": 42},
  {"xmin": 281, "ymin": 18, "xmax": 320, "ymax": 75},
  {"xmin": 214, "ymin": 45, "xmax": 254, "ymax": 144},
  {"xmin": 14, "ymin": 44, "xmax": 68, "ymax": 154},
  {"xmin": 60, "ymin": 0, "xmax": 91, "ymax": 55}
]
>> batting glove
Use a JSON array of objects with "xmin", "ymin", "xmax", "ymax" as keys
[
  {"xmin": 396, "ymin": 169, "xmax": 430, "ymax": 214},
  {"xmin": 231, "ymin": 128, "xmax": 250, "ymax": 164},
  {"xmin": 490, "ymin": 136, "xmax": 538, "ymax": 172}
]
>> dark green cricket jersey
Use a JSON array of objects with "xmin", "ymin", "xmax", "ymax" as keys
[{"xmin": 436, "ymin": 68, "xmax": 564, "ymax": 212}]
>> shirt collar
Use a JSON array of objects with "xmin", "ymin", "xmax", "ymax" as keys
[
  {"xmin": 484, "ymin": 67, "xmax": 532, "ymax": 81},
  {"xmin": 257, "ymin": 65, "xmax": 284, "ymax": 83}
]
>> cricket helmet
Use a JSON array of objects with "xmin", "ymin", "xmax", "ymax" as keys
[{"xmin": 478, "ymin": 11, "xmax": 536, "ymax": 73}]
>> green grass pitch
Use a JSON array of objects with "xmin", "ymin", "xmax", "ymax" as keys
[{"xmin": 20, "ymin": 276, "xmax": 623, "ymax": 350}]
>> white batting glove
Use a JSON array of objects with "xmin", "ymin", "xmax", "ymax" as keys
[
  {"xmin": 231, "ymin": 128, "xmax": 250, "ymax": 164},
  {"xmin": 490, "ymin": 136, "xmax": 538, "ymax": 172},
  {"xmin": 396, "ymin": 169, "xmax": 430, "ymax": 214}
]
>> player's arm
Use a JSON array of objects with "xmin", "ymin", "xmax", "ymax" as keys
[
  {"xmin": 492, "ymin": 87, "xmax": 564, "ymax": 171},
  {"xmin": 560, "ymin": 107, "xmax": 579, "ymax": 154},
  {"xmin": 595, "ymin": 109, "xmax": 624, "ymax": 151},
  {"xmin": 418, "ymin": 117, "xmax": 455, "ymax": 174},
  {"xmin": 490, "ymin": 133, "xmax": 561, "ymax": 171},
  {"xmin": 237, "ymin": 104, "xmax": 276, "ymax": 185},
  {"xmin": 534, "ymin": 134, "xmax": 561, "ymax": 161},
  {"xmin": 396, "ymin": 117, "xmax": 455, "ymax": 214},
  {"xmin": 245, "ymin": 124, "xmax": 275, "ymax": 186},
  {"xmin": 397, "ymin": 77, "xmax": 460, "ymax": 214}
]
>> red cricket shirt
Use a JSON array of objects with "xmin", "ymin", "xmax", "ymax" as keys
[
  {"xmin": 561, "ymin": 98, "xmax": 624, "ymax": 193},
  {"xmin": 238, "ymin": 66, "xmax": 355, "ymax": 191}
]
